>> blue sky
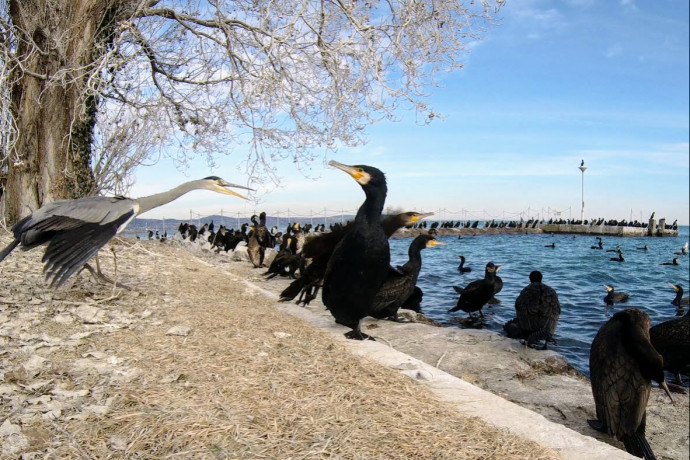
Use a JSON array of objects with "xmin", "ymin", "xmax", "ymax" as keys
[{"xmin": 131, "ymin": 0, "xmax": 689, "ymax": 225}]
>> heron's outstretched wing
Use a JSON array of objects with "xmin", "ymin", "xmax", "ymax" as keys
[{"xmin": 41, "ymin": 211, "xmax": 134, "ymax": 287}]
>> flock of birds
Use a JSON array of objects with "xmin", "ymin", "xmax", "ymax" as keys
[{"xmin": 0, "ymin": 168, "xmax": 688, "ymax": 460}]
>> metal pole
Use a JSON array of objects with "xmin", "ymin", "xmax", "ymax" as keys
[{"xmin": 579, "ymin": 161, "xmax": 587, "ymax": 222}]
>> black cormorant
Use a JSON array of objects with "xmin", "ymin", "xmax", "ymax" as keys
[
  {"xmin": 369, "ymin": 234, "xmax": 443, "ymax": 321},
  {"xmin": 610, "ymin": 251, "xmax": 625, "ymax": 262},
  {"xmin": 591, "ymin": 237, "xmax": 604, "ymax": 250},
  {"xmin": 588, "ymin": 308, "xmax": 673, "ymax": 460},
  {"xmin": 660, "ymin": 257, "xmax": 680, "ymax": 266},
  {"xmin": 650, "ymin": 308, "xmax": 689, "ymax": 386},
  {"xmin": 487, "ymin": 266, "xmax": 504, "ymax": 305},
  {"xmin": 606, "ymin": 245, "xmax": 622, "ymax": 253},
  {"xmin": 674, "ymin": 242, "xmax": 688, "ymax": 255},
  {"xmin": 668, "ymin": 283, "xmax": 689, "ymax": 307},
  {"xmin": 544, "ymin": 242, "xmax": 555, "ymax": 248},
  {"xmin": 321, "ymin": 161, "xmax": 389, "ymax": 340},
  {"xmin": 604, "ymin": 285, "xmax": 630, "ymax": 307},
  {"xmin": 637, "ymin": 244, "xmax": 649, "ymax": 251},
  {"xmin": 280, "ymin": 211, "xmax": 433, "ymax": 306},
  {"xmin": 503, "ymin": 270, "xmax": 561, "ymax": 349},
  {"xmin": 448, "ymin": 262, "xmax": 501, "ymax": 319},
  {"xmin": 457, "ymin": 255, "xmax": 472, "ymax": 273}
]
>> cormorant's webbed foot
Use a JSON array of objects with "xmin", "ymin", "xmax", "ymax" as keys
[{"xmin": 344, "ymin": 329, "xmax": 375, "ymax": 341}]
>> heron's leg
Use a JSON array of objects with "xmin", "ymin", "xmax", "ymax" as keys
[{"xmin": 81, "ymin": 253, "xmax": 131, "ymax": 290}]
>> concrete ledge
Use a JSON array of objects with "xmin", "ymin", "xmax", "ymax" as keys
[{"xmin": 216, "ymin": 264, "xmax": 638, "ymax": 460}]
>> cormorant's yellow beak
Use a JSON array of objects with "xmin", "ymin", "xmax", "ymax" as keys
[
  {"xmin": 428, "ymin": 240, "xmax": 446, "ymax": 247},
  {"xmin": 604, "ymin": 285, "xmax": 613, "ymax": 292},
  {"xmin": 412, "ymin": 212, "xmax": 434, "ymax": 223},
  {"xmin": 329, "ymin": 160, "xmax": 367, "ymax": 184},
  {"xmin": 668, "ymin": 282, "xmax": 680, "ymax": 292}
]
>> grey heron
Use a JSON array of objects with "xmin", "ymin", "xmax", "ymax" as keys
[{"xmin": 0, "ymin": 176, "xmax": 252, "ymax": 287}]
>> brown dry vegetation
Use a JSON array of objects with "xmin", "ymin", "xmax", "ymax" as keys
[{"xmin": 0, "ymin": 233, "xmax": 560, "ymax": 459}]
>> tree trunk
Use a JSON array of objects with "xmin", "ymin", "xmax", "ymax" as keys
[{"xmin": 4, "ymin": 0, "xmax": 116, "ymax": 224}]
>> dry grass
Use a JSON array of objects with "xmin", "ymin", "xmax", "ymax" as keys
[{"xmin": 0, "ymin": 233, "xmax": 559, "ymax": 459}]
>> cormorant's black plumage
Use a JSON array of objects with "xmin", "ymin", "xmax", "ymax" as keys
[
  {"xmin": 448, "ymin": 262, "xmax": 501, "ymax": 318},
  {"xmin": 321, "ymin": 161, "xmax": 389, "ymax": 340},
  {"xmin": 604, "ymin": 285, "xmax": 629, "ymax": 307},
  {"xmin": 504, "ymin": 270, "xmax": 561, "ymax": 349},
  {"xmin": 649, "ymin": 305, "xmax": 689, "ymax": 385},
  {"xmin": 588, "ymin": 308, "xmax": 673, "ymax": 460},
  {"xmin": 370, "ymin": 234, "xmax": 441, "ymax": 321}
]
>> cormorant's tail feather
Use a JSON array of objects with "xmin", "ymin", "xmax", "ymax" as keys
[
  {"xmin": 0, "ymin": 239, "xmax": 19, "ymax": 263},
  {"xmin": 622, "ymin": 433, "xmax": 656, "ymax": 460}
]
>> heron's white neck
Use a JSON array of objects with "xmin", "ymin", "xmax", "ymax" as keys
[{"xmin": 136, "ymin": 180, "xmax": 204, "ymax": 216}]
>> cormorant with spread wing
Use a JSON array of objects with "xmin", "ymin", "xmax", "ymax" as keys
[
  {"xmin": 370, "ymin": 234, "xmax": 444, "ymax": 321},
  {"xmin": 448, "ymin": 262, "xmax": 502, "ymax": 319},
  {"xmin": 279, "ymin": 211, "xmax": 433, "ymax": 306}
]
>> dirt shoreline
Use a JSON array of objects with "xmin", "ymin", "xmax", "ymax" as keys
[{"xmin": 0, "ymin": 234, "xmax": 687, "ymax": 459}]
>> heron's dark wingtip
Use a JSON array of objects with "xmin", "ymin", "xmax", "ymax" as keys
[{"xmin": 0, "ymin": 239, "xmax": 19, "ymax": 262}]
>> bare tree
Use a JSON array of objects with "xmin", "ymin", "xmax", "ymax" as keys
[{"xmin": 0, "ymin": 0, "xmax": 502, "ymax": 224}]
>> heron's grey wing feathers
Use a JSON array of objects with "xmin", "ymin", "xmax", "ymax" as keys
[
  {"xmin": 42, "ymin": 211, "xmax": 135, "ymax": 287},
  {"xmin": 17, "ymin": 197, "xmax": 135, "ymax": 235}
]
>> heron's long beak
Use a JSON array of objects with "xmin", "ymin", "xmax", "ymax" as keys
[
  {"xmin": 328, "ymin": 160, "xmax": 366, "ymax": 183},
  {"xmin": 218, "ymin": 182, "xmax": 254, "ymax": 200}
]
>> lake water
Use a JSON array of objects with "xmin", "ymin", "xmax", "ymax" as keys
[{"xmin": 388, "ymin": 226, "xmax": 690, "ymax": 378}]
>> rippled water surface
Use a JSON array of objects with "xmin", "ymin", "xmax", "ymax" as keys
[{"xmin": 388, "ymin": 226, "xmax": 690, "ymax": 377}]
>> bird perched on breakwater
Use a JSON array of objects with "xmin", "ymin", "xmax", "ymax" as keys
[
  {"xmin": 448, "ymin": 262, "xmax": 501, "ymax": 319},
  {"xmin": 504, "ymin": 270, "xmax": 561, "ymax": 349},
  {"xmin": 0, "ymin": 177, "xmax": 252, "ymax": 287},
  {"xmin": 588, "ymin": 308, "xmax": 673, "ymax": 460},
  {"xmin": 603, "ymin": 285, "xmax": 629, "ymax": 307},
  {"xmin": 668, "ymin": 283, "xmax": 689, "ymax": 307},
  {"xmin": 650, "ymin": 307, "xmax": 689, "ymax": 386},
  {"xmin": 321, "ymin": 161, "xmax": 389, "ymax": 340},
  {"xmin": 457, "ymin": 255, "xmax": 472, "ymax": 273}
]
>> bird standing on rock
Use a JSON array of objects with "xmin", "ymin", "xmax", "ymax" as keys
[
  {"xmin": 0, "ymin": 177, "xmax": 252, "ymax": 287},
  {"xmin": 504, "ymin": 270, "xmax": 561, "ymax": 349},
  {"xmin": 321, "ymin": 161, "xmax": 389, "ymax": 340},
  {"xmin": 369, "ymin": 234, "xmax": 444, "ymax": 321},
  {"xmin": 448, "ymin": 262, "xmax": 502, "ymax": 319},
  {"xmin": 588, "ymin": 308, "xmax": 673, "ymax": 460}
]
